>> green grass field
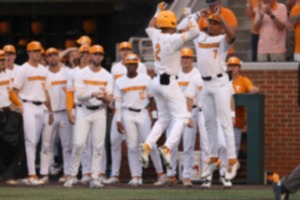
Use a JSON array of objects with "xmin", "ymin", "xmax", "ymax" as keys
[{"xmin": 1, "ymin": 186, "xmax": 300, "ymax": 200}]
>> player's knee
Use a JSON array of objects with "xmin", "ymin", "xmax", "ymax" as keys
[
  {"xmin": 73, "ymin": 143, "xmax": 84, "ymax": 155},
  {"xmin": 41, "ymin": 146, "xmax": 51, "ymax": 155}
]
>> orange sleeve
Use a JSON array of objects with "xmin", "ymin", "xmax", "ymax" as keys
[
  {"xmin": 9, "ymin": 90, "xmax": 22, "ymax": 107},
  {"xmin": 198, "ymin": 17, "xmax": 205, "ymax": 31},
  {"xmin": 290, "ymin": 6, "xmax": 299, "ymax": 17},
  {"xmin": 244, "ymin": 77, "xmax": 254, "ymax": 92},
  {"xmin": 66, "ymin": 91, "xmax": 74, "ymax": 111},
  {"xmin": 222, "ymin": 8, "xmax": 238, "ymax": 27}
]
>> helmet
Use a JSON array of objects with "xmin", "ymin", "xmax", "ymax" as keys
[
  {"xmin": 227, "ymin": 56, "xmax": 241, "ymax": 66},
  {"xmin": 27, "ymin": 41, "xmax": 42, "ymax": 51},
  {"xmin": 76, "ymin": 35, "xmax": 92, "ymax": 46},
  {"xmin": 89, "ymin": 45, "xmax": 104, "ymax": 54},
  {"xmin": 118, "ymin": 42, "xmax": 132, "ymax": 50},
  {"xmin": 3, "ymin": 44, "xmax": 16, "ymax": 53},
  {"xmin": 78, "ymin": 45, "xmax": 90, "ymax": 53},
  {"xmin": 124, "ymin": 53, "xmax": 139, "ymax": 64},
  {"xmin": 181, "ymin": 47, "xmax": 194, "ymax": 57},
  {"xmin": 46, "ymin": 47, "xmax": 59, "ymax": 56},
  {"xmin": 156, "ymin": 10, "xmax": 177, "ymax": 29},
  {"xmin": 0, "ymin": 50, "xmax": 5, "ymax": 60}
]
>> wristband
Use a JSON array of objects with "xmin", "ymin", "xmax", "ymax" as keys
[
  {"xmin": 231, "ymin": 111, "xmax": 236, "ymax": 118},
  {"xmin": 151, "ymin": 110, "xmax": 158, "ymax": 119},
  {"xmin": 270, "ymin": 14, "xmax": 275, "ymax": 19}
]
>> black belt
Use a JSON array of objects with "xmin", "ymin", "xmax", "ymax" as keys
[
  {"xmin": 22, "ymin": 99, "xmax": 43, "ymax": 106},
  {"xmin": 199, "ymin": 108, "xmax": 202, "ymax": 112},
  {"xmin": 192, "ymin": 105, "xmax": 197, "ymax": 109},
  {"xmin": 0, "ymin": 107, "xmax": 10, "ymax": 112},
  {"xmin": 202, "ymin": 73, "xmax": 223, "ymax": 81},
  {"xmin": 128, "ymin": 107, "xmax": 142, "ymax": 112},
  {"xmin": 78, "ymin": 104, "xmax": 103, "ymax": 110},
  {"xmin": 53, "ymin": 109, "xmax": 66, "ymax": 113}
]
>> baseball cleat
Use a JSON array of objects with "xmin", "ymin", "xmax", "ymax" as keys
[
  {"xmin": 225, "ymin": 161, "xmax": 240, "ymax": 180},
  {"xmin": 80, "ymin": 174, "xmax": 92, "ymax": 184},
  {"xmin": 40, "ymin": 175, "xmax": 49, "ymax": 184},
  {"xmin": 20, "ymin": 175, "xmax": 44, "ymax": 186},
  {"xmin": 63, "ymin": 177, "xmax": 78, "ymax": 188},
  {"xmin": 98, "ymin": 175, "xmax": 105, "ymax": 184},
  {"xmin": 153, "ymin": 176, "xmax": 176, "ymax": 186},
  {"xmin": 102, "ymin": 177, "xmax": 120, "ymax": 185},
  {"xmin": 139, "ymin": 143, "xmax": 150, "ymax": 168},
  {"xmin": 201, "ymin": 159, "xmax": 222, "ymax": 179},
  {"xmin": 183, "ymin": 178, "xmax": 193, "ymax": 187},
  {"xmin": 128, "ymin": 178, "xmax": 142, "ymax": 187},
  {"xmin": 89, "ymin": 179, "xmax": 104, "ymax": 189},
  {"xmin": 58, "ymin": 175, "xmax": 68, "ymax": 183},
  {"xmin": 201, "ymin": 178, "xmax": 212, "ymax": 189},
  {"xmin": 158, "ymin": 146, "xmax": 172, "ymax": 170},
  {"xmin": 219, "ymin": 176, "xmax": 232, "ymax": 188}
]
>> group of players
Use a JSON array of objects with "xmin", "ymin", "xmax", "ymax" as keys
[{"xmin": 0, "ymin": 1, "xmax": 259, "ymax": 189}]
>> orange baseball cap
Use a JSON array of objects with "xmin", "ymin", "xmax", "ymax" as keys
[
  {"xmin": 3, "ymin": 44, "xmax": 16, "ymax": 53},
  {"xmin": 46, "ymin": 47, "xmax": 59, "ymax": 56},
  {"xmin": 77, "ymin": 35, "xmax": 92, "ymax": 46},
  {"xmin": 0, "ymin": 50, "xmax": 5, "ymax": 60},
  {"xmin": 207, "ymin": 14, "xmax": 221, "ymax": 24},
  {"xmin": 89, "ymin": 45, "xmax": 104, "ymax": 54},
  {"xmin": 118, "ymin": 42, "xmax": 132, "ymax": 50},
  {"xmin": 27, "ymin": 41, "xmax": 42, "ymax": 51},
  {"xmin": 124, "ymin": 53, "xmax": 139, "ymax": 64},
  {"xmin": 227, "ymin": 56, "xmax": 241, "ymax": 66},
  {"xmin": 78, "ymin": 45, "xmax": 90, "ymax": 53},
  {"xmin": 181, "ymin": 47, "xmax": 194, "ymax": 57}
]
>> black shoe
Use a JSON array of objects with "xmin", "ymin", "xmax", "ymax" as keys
[{"xmin": 273, "ymin": 182, "xmax": 289, "ymax": 200}]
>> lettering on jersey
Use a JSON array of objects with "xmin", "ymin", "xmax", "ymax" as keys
[
  {"xmin": 198, "ymin": 86, "xmax": 203, "ymax": 91},
  {"xmin": 28, "ymin": 76, "xmax": 46, "ymax": 81},
  {"xmin": 114, "ymin": 74, "xmax": 123, "ymax": 79},
  {"xmin": 178, "ymin": 82, "xmax": 189, "ymax": 87},
  {"xmin": 198, "ymin": 42, "xmax": 220, "ymax": 49},
  {"xmin": 121, "ymin": 86, "xmax": 146, "ymax": 93},
  {"xmin": 155, "ymin": 43, "xmax": 161, "ymax": 61},
  {"xmin": 83, "ymin": 80, "xmax": 107, "ymax": 86},
  {"xmin": 51, "ymin": 80, "xmax": 67, "ymax": 86},
  {"xmin": 0, "ymin": 80, "xmax": 10, "ymax": 86}
]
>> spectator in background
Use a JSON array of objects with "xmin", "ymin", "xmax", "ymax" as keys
[
  {"xmin": 289, "ymin": 0, "xmax": 300, "ymax": 62},
  {"xmin": 254, "ymin": 0, "xmax": 287, "ymax": 62},
  {"xmin": 286, "ymin": 0, "xmax": 296, "ymax": 61},
  {"xmin": 246, "ymin": 0, "xmax": 260, "ymax": 61}
]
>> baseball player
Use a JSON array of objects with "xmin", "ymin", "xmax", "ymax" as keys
[
  {"xmin": 104, "ymin": 41, "xmax": 148, "ymax": 185},
  {"xmin": 3, "ymin": 44, "xmax": 19, "ymax": 81},
  {"xmin": 64, "ymin": 45, "xmax": 113, "ymax": 188},
  {"xmin": 114, "ymin": 53, "xmax": 164, "ymax": 187},
  {"xmin": 178, "ymin": 11, "xmax": 239, "ymax": 180},
  {"xmin": 139, "ymin": 4, "xmax": 200, "ymax": 170},
  {"xmin": 39, "ymin": 48, "xmax": 72, "ymax": 183},
  {"xmin": 12, "ymin": 41, "xmax": 54, "ymax": 185},
  {"xmin": 77, "ymin": 35, "xmax": 92, "ymax": 46},
  {"xmin": 227, "ymin": 56, "xmax": 259, "ymax": 156}
]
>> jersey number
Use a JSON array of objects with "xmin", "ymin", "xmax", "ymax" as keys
[
  {"xmin": 139, "ymin": 91, "xmax": 145, "ymax": 100},
  {"xmin": 213, "ymin": 49, "xmax": 217, "ymax": 59},
  {"xmin": 155, "ymin": 43, "xmax": 161, "ymax": 61}
]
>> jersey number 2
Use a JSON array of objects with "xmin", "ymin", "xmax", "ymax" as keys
[{"xmin": 155, "ymin": 43, "xmax": 161, "ymax": 61}]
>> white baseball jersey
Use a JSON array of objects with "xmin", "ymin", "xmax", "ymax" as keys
[
  {"xmin": 114, "ymin": 73, "xmax": 152, "ymax": 109},
  {"xmin": 13, "ymin": 62, "xmax": 47, "ymax": 102},
  {"xmin": 185, "ymin": 74, "xmax": 204, "ymax": 108},
  {"xmin": 8, "ymin": 64, "xmax": 20, "ymax": 82},
  {"xmin": 74, "ymin": 66, "xmax": 113, "ymax": 107},
  {"xmin": 146, "ymin": 27, "xmax": 186, "ymax": 76},
  {"xmin": 46, "ymin": 67, "xmax": 70, "ymax": 112},
  {"xmin": 0, "ymin": 70, "xmax": 12, "ymax": 107},
  {"xmin": 111, "ymin": 61, "xmax": 147, "ymax": 80},
  {"xmin": 193, "ymin": 32, "xmax": 230, "ymax": 77},
  {"xmin": 66, "ymin": 66, "xmax": 85, "ymax": 104}
]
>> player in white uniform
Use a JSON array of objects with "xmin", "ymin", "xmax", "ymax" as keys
[
  {"xmin": 139, "ymin": 6, "xmax": 200, "ymax": 170},
  {"xmin": 3, "ymin": 45, "xmax": 19, "ymax": 81},
  {"xmin": 64, "ymin": 45, "xmax": 113, "ymax": 189},
  {"xmin": 39, "ymin": 48, "xmax": 72, "ymax": 183},
  {"xmin": 104, "ymin": 41, "xmax": 149, "ymax": 185},
  {"xmin": 179, "ymin": 11, "xmax": 239, "ymax": 180},
  {"xmin": 13, "ymin": 41, "xmax": 54, "ymax": 185},
  {"xmin": 114, "ymin": 53, "xmax": 164, "ymax": 187}
]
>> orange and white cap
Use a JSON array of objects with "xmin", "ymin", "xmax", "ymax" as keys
[
  {"xmin": 227, "ymin": 56, "xmax": 241, "ymax": 66},
  {"xmin": 118, "ymin": 42, "xmax": 132, "ymax": 50},
  {"xmin": 0, "ymin": 50, "xmax": 5, "ymax": 60},
  {"xmin": 89, "ymin": 45, "xmax": 104, "ymax": 54},
  {"xmin": 207, "ymin": 14, "xmax": 221, "ymax": 23},
  {"xmin": 3, "ymin": 45, "xmax": 16, "ymax": 53},
  {"xmin": 78, "ymin": 45, "xmax": 90, "ymax": 53},
  {"xmin": 77, "ymin": 35, "xmax": 92, "ymax": 46},
  {"xmin": 46, "ymin": 47, "xmax": 59, "ymax": 56},
  {"xmin": 124, "ymin": 53, "xmax": 139, "ymax": 64},
  {"xmin": 27, "ymin": 41, "xmax": 42, "ymax": 51},
  {"xmin": 181, "ymin": 47, "xmax": 194, "ymax": 57}
]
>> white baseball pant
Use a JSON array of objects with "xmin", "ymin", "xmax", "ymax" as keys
[
  {"xmin": 122, "ymin": 109, "xmax": 163, "ymax": 177},
  {"xmin": 22, "ymin": 102, "xmax": 45, "ymax": 176},
  {"xmin": 40, "ymin": 111, "xmax": 72, "ymax": 176},
  {"xmin": 70, "ymin": 107, "xmax": 106, "ymax": 180},
  {"xmin": 81, "ymin": 132, "xmax": 92, "ymax": 175},
  {"xmin": 234, "ymin": 127, "xmax": 243, "ymax": 157},
  {"xmin": 145, "ymin": 76, "xmax": 188, "ymax": 150}
]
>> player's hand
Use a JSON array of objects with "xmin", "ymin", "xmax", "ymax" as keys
[
  {"xmin": 17, "ymin": 105, "xmax": 23, "ymax": 114},
  {"xmin": 232, "ymin": 117, "xmax": 236, "ymax": 126},
  {"xmin": 67, "ymin": 111, "xmax": 75, "ymax": 125},
  {"xmin": 264, "ymin": 5, "xmax": 272, "ymax": 16},
  {"xmin": 187, "ymin": 117, "xmax": 193, "ymax": 128},
  {"xmin": 117, "ymin": 121, "xmax": 125, "ymax": 134},
  {"xmin": 200, "ymin": 8, "xmax": 210, "ymax": 18},
  {"xmin": 49, "ymin": 113, "xmax": 54, "ymax": 125},
  {"xmin": 251, "ymin": 86, "xmax": 260, "ymax": 93},
  {"xmin": 213, "ymin": 6, "xmax": 221, "ymax": 16},
  {"xmin": 182, "ymin": 7, "xmax": 192, "ymax": 16},
  {"xmin": 151, "ymin": 118, "xmax": 157, "ymax": 127}
]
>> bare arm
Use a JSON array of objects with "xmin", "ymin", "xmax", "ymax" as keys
[
  {"xmin": 186, "ymin": 97, "xmax": 193, "ymax": 113},
  {"xmin": 217, "ymin": 14, "xmax": 236, "ymax": 44}
]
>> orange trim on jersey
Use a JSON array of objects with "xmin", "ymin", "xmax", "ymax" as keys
[
  {"xmin": 51, "ymin": 80, "xmax": 67, "ymax": 86},
  {"xmin": 27, "ymin": 76, "xmax": 46, "ymax": 81},
  {"xmin": 198, "ymin": 42, "xmax": 220, "ymax": 49},
  {"xmin": 83, "ymin": 80, "xmax": 107, "ymax": 86},
  {"xmin": 0, "ymin": 80, "xmax": 10, "ymax": 86},
  {"xmin": 198, "ymin": 86, "xmax": 203, "ymax": 91},
  {"xmin": 114, "ymin": 74, "xmax": 123, "ymax": 79},
  {"xmin": 121, "ymin": 86, "xmax": 146, "ymax": 93},
  {"xmin": 66, "ymin": 91, "xmax": 74, "ymax": 111},
  {"xmin": 9, "ymin": 90, "xmax": 22, "ymax": 106},
  {"xmin": 178, "ymin": 82, "xmax": 189, "ymax": 87}
]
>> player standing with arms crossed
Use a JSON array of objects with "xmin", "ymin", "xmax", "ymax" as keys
[
  {"xmin": 139, "ymin": 3, "xmax": 200, "ymax": 169},
  {"xmin": 13, "ymin": 41, "xmax": 54, "ymax": 185}
]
